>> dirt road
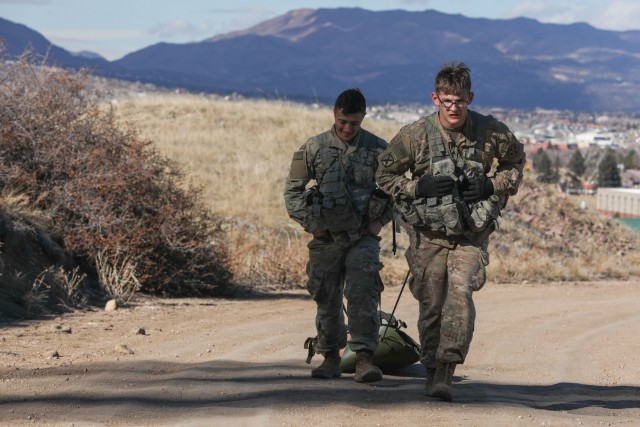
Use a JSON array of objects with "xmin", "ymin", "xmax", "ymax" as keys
[{"xmin": 1, "ymin": 281, "xmax": 640, "ymax": 426}]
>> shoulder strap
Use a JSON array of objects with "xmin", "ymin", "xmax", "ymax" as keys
[{"xmin": 424, "ymin": 114, "xmax": 450, "ymax": 166}]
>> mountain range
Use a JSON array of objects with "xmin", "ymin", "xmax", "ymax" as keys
[{"xmin": 2, "ymin": 8, "xmax": 640, "ymax": 112}]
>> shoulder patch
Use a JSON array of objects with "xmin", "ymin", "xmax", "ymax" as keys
[
  {"xmin": 389, "ymin": 139, "xmax": 410, "ymax": 163},
  {"xmin": 288, "ymin": 150, "xmax": 308, "ymax": 180},
  {"xmin": 380, "ymin": 152, "xmax": 396, "ymax": 168}
]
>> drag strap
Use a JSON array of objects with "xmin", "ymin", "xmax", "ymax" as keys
[{"xmin": 304, "ymin": 336, "xmax": 318, "ymax": 364}]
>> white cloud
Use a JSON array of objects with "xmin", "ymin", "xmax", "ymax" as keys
[
  {"xmin": 203, "ymin": 6, "xmax": 279, "ymax": 35},
  {"xmin": 594, "ymin": 0, "xmax": 640, "ymax": 31},
  {"xmin": 145, "ymin": 7, "xmax": 276, "ymax": 40},
  {"xmin": 40, "ymin": 29, "xmax": 148, "ymax": 60},
  {"xmin": 505, "ymin": 0, "xmax": 640, "ymax": 31},
  {"xmin": 398, "ymin": 0, "xmax": 433, "ymax": 7},
  {"xmin": 506, "ymin": 1, "xmax": 588, "ymax": 25},
  {"xmin": 0, "ymin": 0, "xmax": 50, "ymax": 4},
  {"xmin": 149, "ymin": 20, "xmax": 213, "ymax": 39},
  {"xmin": 46, "ymin": 29, "xmax": 146, "ymax": 43}
]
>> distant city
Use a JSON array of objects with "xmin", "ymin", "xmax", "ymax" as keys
[
  {"xmin": 367, "ymin": 101, "xmax": 640, "ymax": 225},
  {"xmin": 368, "ymin": 103, "xmax": 640, "ymax": 151}
]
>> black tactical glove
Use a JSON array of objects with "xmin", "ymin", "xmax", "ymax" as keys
[
  {"xmin": 461, "ymin": 176, "xmax": 494, "ymax": 202},
  {"xmin": 416, "ymin": 175, "xmax": 456, "ymax": 198}
]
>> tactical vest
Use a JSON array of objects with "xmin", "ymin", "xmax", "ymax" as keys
[
  {"xmin": 397, "ymin": 112, "xmax": 501, "ymax": 236},
  {"xmin": 312, "ymin": 131, "xmax": 380, "ymax": 240}
]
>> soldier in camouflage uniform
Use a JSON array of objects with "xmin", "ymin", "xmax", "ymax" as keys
[
  {"xmin": 375, "ymin": 63, "xmax": 525, "ymax": 401},
  {"xmin": 284, "ymin": 88, "xmax": 393, "ymax": 383}
]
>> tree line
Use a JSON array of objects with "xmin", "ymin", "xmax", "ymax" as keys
[{"xmin": 532, "ymin": 147, "xmax": 638, "ymax": 189}]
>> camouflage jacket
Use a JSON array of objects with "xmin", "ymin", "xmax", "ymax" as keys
[
  {"xmin": 375, "ymin": 110, "xmax": 525, "ymax": 244},
  {"xmin": 284, "ymin": 126, "xmax": 392, "ymax": 242}
]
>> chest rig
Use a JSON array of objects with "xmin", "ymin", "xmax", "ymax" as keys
[
  {"xmin": 398, "ymin": 112, "xmax": 500, "ymax": 236},
  {"xmin": 311, "ymin": 131, "xmax": 379, "ymax": 241}
]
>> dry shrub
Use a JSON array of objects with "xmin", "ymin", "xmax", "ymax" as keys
[
  {"xmin": 18, "ymin": 265, "xmax": 88, "ymax": 315},
  {"xmin": 0, "ymin": 194, "xmax": 81, "ymax": 317},
  {"xmin": 0, "ymin": 52, "xmax": 231, "ymax": 297},
  {"xmin": 95, "ymin": 248, "xmax": 140, "ymax": 302},
  {"xmin": 22, "ymin": 269, "xmax": 51, "ymax": 315},
  {"xmin": 223, "ymin": 220, "xmax": 308, "ymax": 290},
  {"xmin": 489, "ymin": 175, "xmax": 640, "ymax": 283},
  {"xmin": 55, "ymin": 265, "xmax": 88, "ymax": 307}
]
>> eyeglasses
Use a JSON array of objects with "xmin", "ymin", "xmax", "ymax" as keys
[{"xmin": 436, "ymin": 93, "xmax": 469, "ymax": 109}]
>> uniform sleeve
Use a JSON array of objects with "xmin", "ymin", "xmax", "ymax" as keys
[
  {"xmin": 375, "ymin": 125, "xmax": 418, "ymax": 201},
  {"xmin": 491, "ymin": 121, "xmax": 526, "ymax": 198},
  {"xmin": 372, "ymin": 138, "xmax": 395, "ymax": 226},
  {"xmin": 283, "ymin": 142, "xmax": 322, "ymax": 233}
]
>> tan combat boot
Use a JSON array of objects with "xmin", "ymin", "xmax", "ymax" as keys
[
  {"xmin": 354, "ymin": 350, "xmax": 383, "ymax": 383},
  {"xmin": 311, "ymin": 350, "xmax": 341, "ymax": 379},
  {"xmin": 428, "ymin": 362, "xmax": 456, "ymax": 402},
  {"xmin": 424, "ymin": 367, "xmax": 436, "ymax": 395}
]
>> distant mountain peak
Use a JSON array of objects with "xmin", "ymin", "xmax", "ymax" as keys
[
  {"xmin": 73, "ymin": 50, "xmax": 105, "ymax": 60},
  {"xmin": 4, "ymin": 9, "xmax": 640, "ymax": 112},
  {"xmin": 209, "ymin": 8, "xmax": 318, "ymax": 42}
]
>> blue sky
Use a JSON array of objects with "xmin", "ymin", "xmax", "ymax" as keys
[{"xmin": 2, "ymin": 0, "xmax": 640, "ymax": 60}]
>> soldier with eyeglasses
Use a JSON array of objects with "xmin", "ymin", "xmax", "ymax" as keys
[{"xmin": 375, "ymin": 62, "xmax": 525, "ymax": 401}]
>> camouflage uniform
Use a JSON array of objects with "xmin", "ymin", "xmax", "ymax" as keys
[
  {"xmin": 284, "ymin": 126, "xmax": 393, "ymax": 355},
  {"xmin": 375, "ymin": 110, "xmax": 525, "ymax": 368}
]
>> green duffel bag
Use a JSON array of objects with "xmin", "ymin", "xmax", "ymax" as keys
[{"xmin": 340, "ymin": 312, "xmax": 420, "ymax": 373}]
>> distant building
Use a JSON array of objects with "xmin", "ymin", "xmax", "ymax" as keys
[
  {"xmin": 622, "ymin": 169, "xmax": 640, "ymax": 188},
  {"xmin": 575, "ymin": 131, "xmax": 617, "ymax": 149},
  {"xmin": 597, "ymin": 188, "xmax": 640, "ymax": 219}
]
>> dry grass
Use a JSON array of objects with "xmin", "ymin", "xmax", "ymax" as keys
[
  {"xmin": 489, "ymin": 175, "xmax": 640, "ymax": 283},
  {"xmin": 113, "ymin": 93, "xmax": 640, "ymax": 287},
  {"xmin": 114, "ymin": 94, "xmax": 408, "ymax": 287},
  {"xmin": 114, "ymin": 94, "xmax": 400, "ymax": 224}
]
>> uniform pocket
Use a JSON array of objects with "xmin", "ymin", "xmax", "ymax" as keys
[
  {"xmin": 468, "ymin": 195, "xmax": 500, "ymax": 232},
  {"xmin": 441, "ymin": 202, "xmax": 465, "ymax": 236},
  {"xmin": 366, "ymin": 189, "xmax": 389, "ymax": 222},
  {"xmin": 322, "ymin": 197, "xmax": 362, "ymax": 232},
  {"xmin": 353, "ymin": 163, "xmax": 373, "ymax": 186},
  {"xmin": 471, "ymin": 257, "xmax": 487, "ymax": 291},
  {"xmin": 306, "ymin": 268, "xmax": 328, "ymax": 302}
]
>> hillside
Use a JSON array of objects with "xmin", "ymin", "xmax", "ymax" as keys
[
  {"xmin": 1, "ymin": 64, "xmax": 639, "ymax": 321},
  {"xmin": 112, "ymin": 91, "xmax": 640, "ymax": 287}
]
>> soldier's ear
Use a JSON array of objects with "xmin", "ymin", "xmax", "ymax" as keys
[{"xmin": 468, "ymin": 92, "xmax": 474, "ymax": 104}]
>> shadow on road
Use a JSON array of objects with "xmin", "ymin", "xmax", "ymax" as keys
[{"xmin": 1, "ymin": 359, "xmax": 638, "ymax": 414}]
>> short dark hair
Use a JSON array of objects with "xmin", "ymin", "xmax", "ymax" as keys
[
  {"xmin": 334, "ymin": 88, "xmax": 366, "ymax": 115},
  {"xmin": 435, "ymin": 62, "xmax": 471, "ymax": 96}
]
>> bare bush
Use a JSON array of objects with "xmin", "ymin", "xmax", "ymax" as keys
[
  {"xmin": 95, "ymin": 249, "xmax": 140, "ymax": 302},
  {"xmin": 0, "ymin": 51, "xmax": 232, "ymax": 297},
  {"xmin": 23, "ymin": 269, "xmax": 51, "ymax": 315},
  {"xmin": 55, "ymin": 266, "xmax": 88, "ymax": 307}
]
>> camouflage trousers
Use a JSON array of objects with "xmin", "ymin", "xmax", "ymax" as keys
[
  {"xmin": 306, "ymin": 235, "xmax": 384, "ymax": 355},
  {"xmin": 406, "ymin": 233, "xmax": 487, "ymax": 368}
]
